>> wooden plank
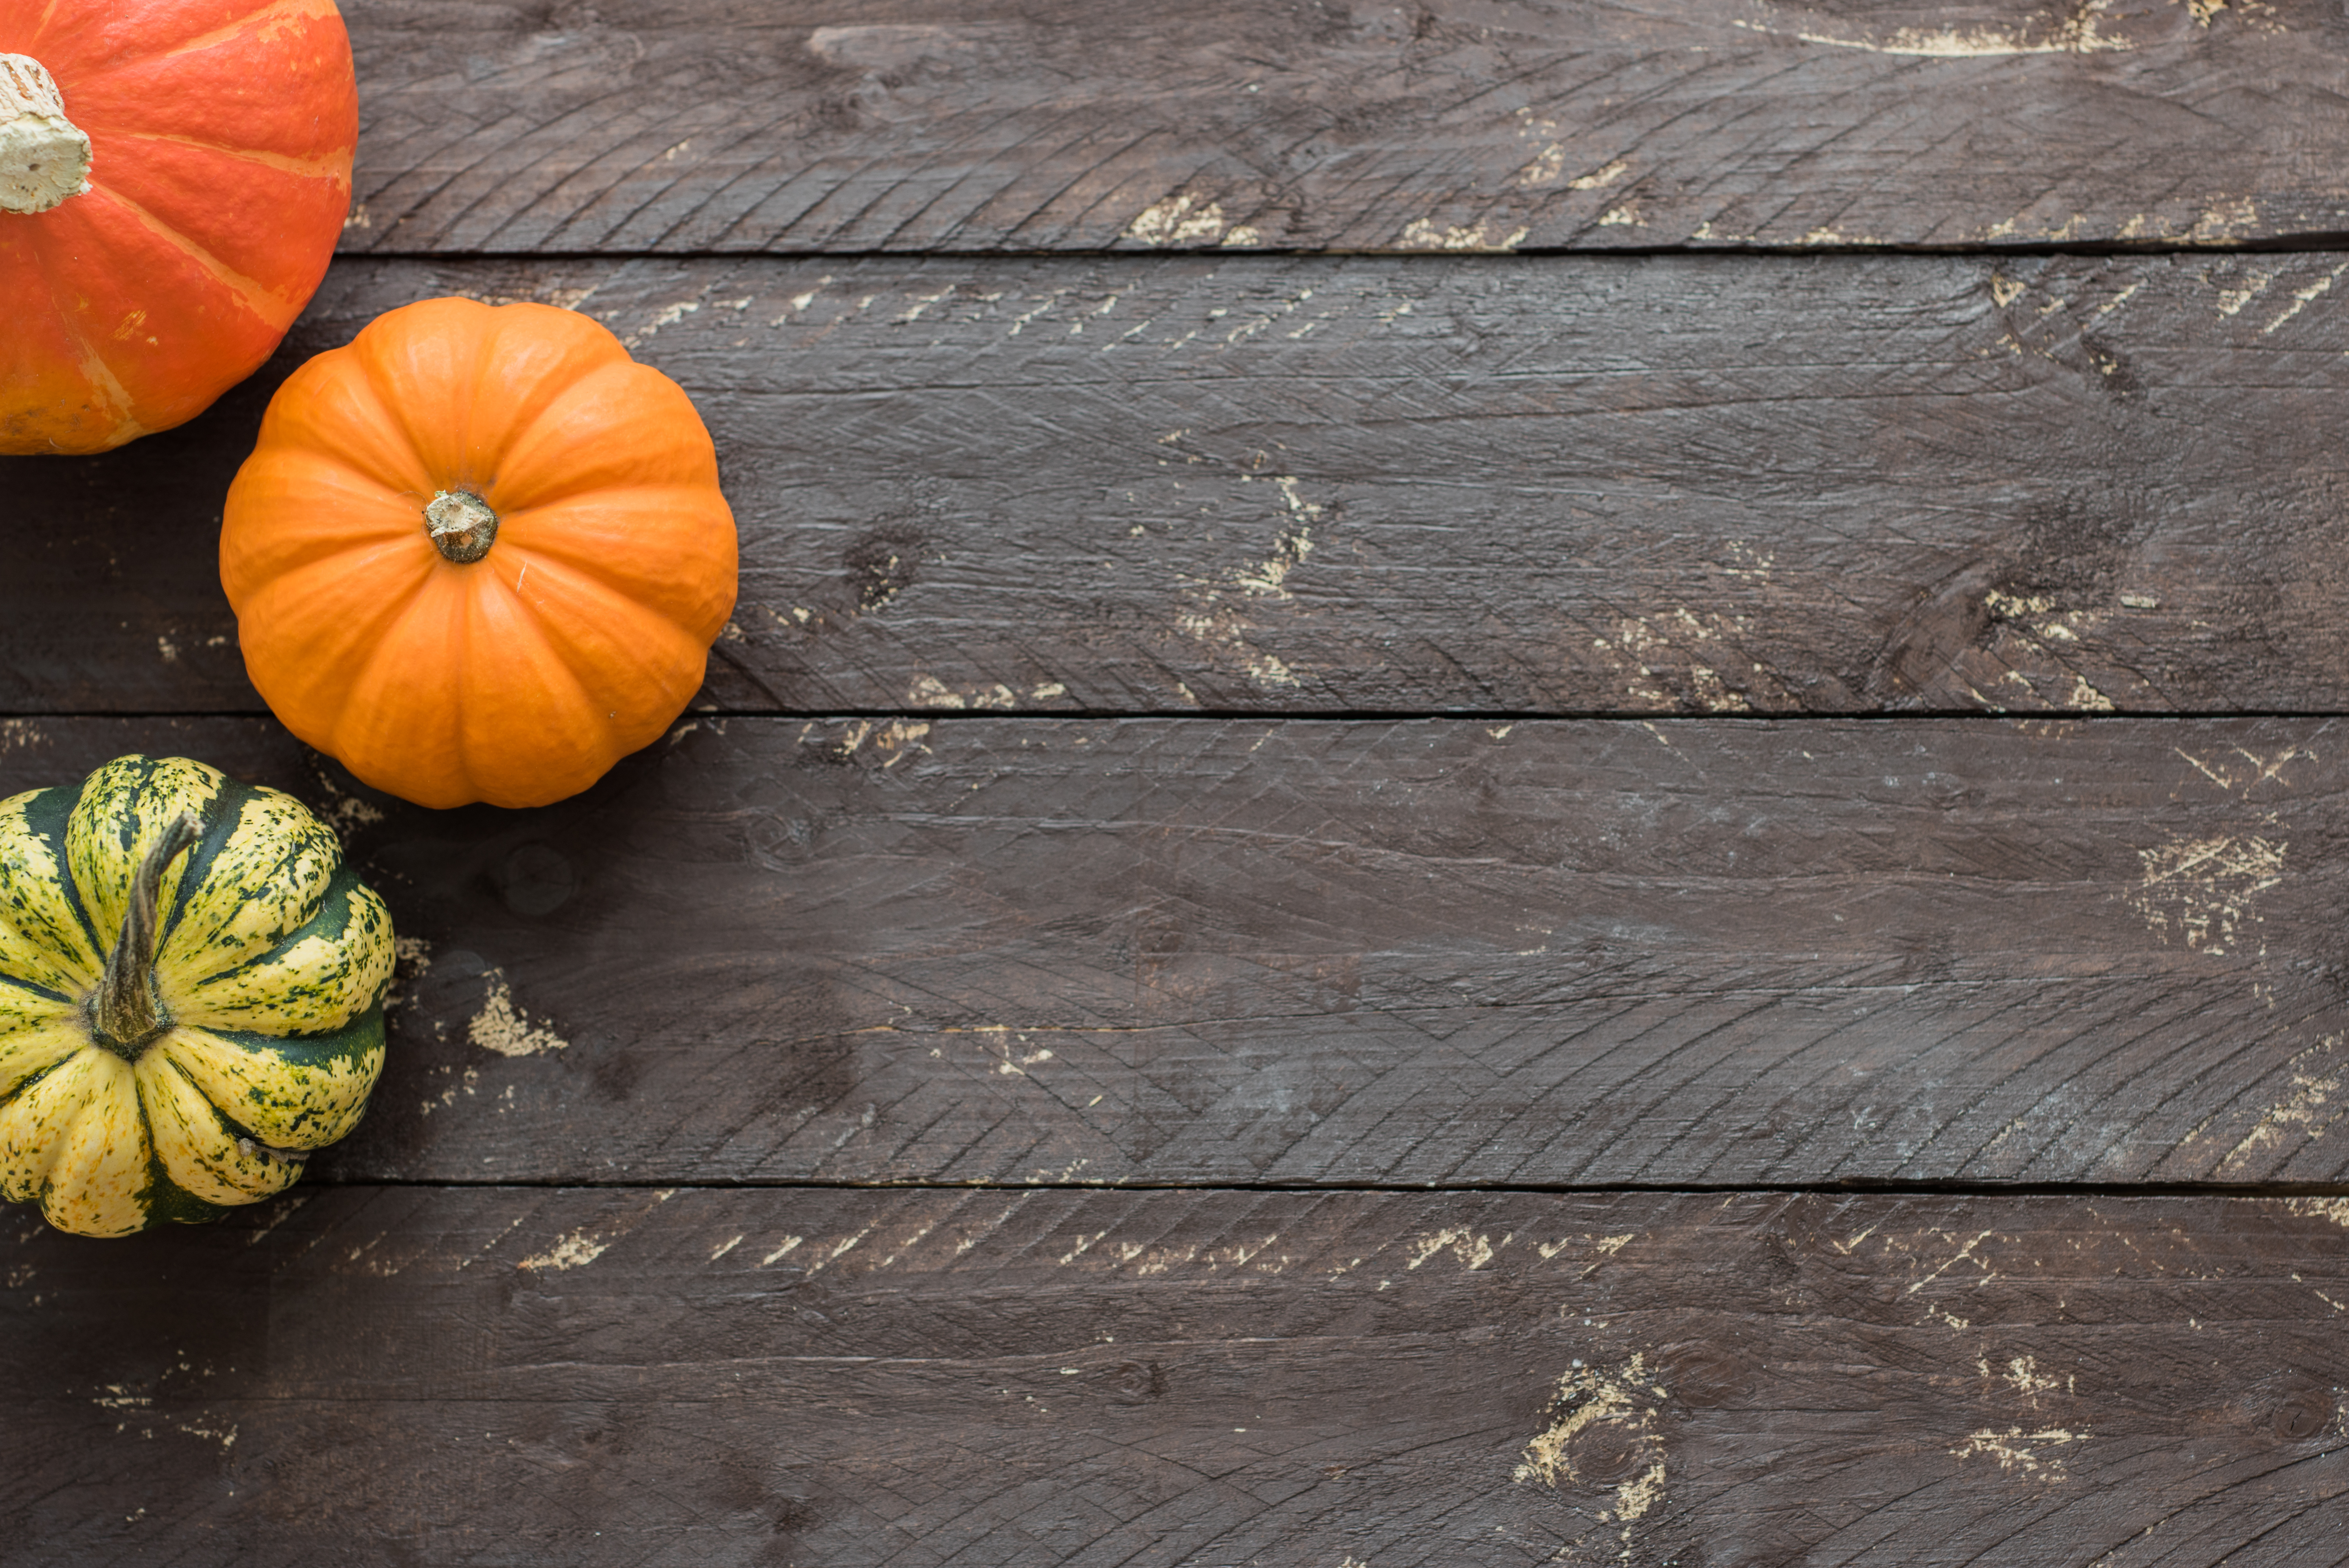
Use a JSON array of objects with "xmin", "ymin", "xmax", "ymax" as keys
[
  {"xmin": 6, "ymin": 713, "xmax": 2347, "ymax": 1189},
  {"xmin": 7, "ymin": 1186, "xmax": 2347, "ymax": 1563},
  {"xmin": 14, "ymin": 249, "xmax": 2349, "ymax": 718},
  {"xmin": 336, "ymin": 0, "xmax": 2349, "ymax": 256}
]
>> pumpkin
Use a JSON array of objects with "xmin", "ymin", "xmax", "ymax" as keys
[
  {"xmin": 0, "ymin": 0, "xmax": 358, "ymax": 454},
  {"xmin": 220, "ymin": 296, "xmax": 739, "ymax": 810},
  {"xmin": 0, "ymin": 754, "xmax": 392, "ymax": 1237}
]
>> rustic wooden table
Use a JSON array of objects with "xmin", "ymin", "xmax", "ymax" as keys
[{"xmin": 9, "ymin": 1, "xmax": 2349, "ymax": 1561}]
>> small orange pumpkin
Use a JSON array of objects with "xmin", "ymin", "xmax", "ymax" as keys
[
  {"xmin": 0, "ymin": 0, "xmax": 357, "ymax": 454},
  {"xmin": 220, "ymin": 297, "xmax": 739, "ymax": 810}
]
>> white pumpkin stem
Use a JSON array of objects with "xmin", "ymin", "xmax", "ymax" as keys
[
  {"xmin": 0, "ymin": 55, "xmax": 92, "ymax": 215},
  {"xmin": 425, "ymin": 490, "xmax": 500, "ymax": 564},
  {"xmin": 90, "ymin": 815, "xmax": 200, "ymax": 1058}
]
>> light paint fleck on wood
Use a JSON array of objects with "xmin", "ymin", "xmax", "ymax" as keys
[
  {"xmin": 469, "ymin": 969, "xmax": 568, "ymax": 1057},
  {"xmin": 519, "ymin": 1230, "xmax": 607, "ymax": 1271},
  {"xmin": 1515, "ymin": 1353, "xmax": 1669, "ymax": 1526},
  {"xmin": 1407, "ymin": 1227, "xmax": 1497, "ymax": 1270},
  {"xmin": 1736, "ymin": 4, "xmax": 2135, "ymax": 57},
  {"xmin": 2128, "ymin": 832, "xmax": 2286, "ymax": 955},
  {"xmin": 1396, "ymin": 217, "xmax": 1529, "ymax": 251},
  {"xmin": 1948, "ymin": 1425, "xmax": 2087, "ymax": 1480},
  {"xmin": 1125, "ymin": 193, "xmax": 1229, "ymax": 246}
]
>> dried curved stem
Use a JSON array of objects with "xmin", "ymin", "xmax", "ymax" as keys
[{"xmin": 89, "ymin": 815, "xmax": 199, "ymax": 1057}]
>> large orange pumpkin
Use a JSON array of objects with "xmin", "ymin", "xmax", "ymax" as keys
[
  {"xmin": 0, "ymin": 0, "xmax": 357, "ymax": 454},
  {"xmin": 220, "ymin": 297, "xmax": 739, "ymax": 810}
]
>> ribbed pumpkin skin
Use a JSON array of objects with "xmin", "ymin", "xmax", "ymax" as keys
[
  {"xmin": 0, "ymin": 755, "xmax": 394, "ymax": 1238},
  {"xmin": 0, "ymin": 0, "xmax": 358, "ymax": 454},
  {"xmin": 220, "ymin": 297, "xmax": 739, "ymax": 810}
]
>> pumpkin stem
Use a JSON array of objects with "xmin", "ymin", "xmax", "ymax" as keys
[
  {"xmin": 0, "ymin": 55, "xmax": 92, "ymax": 216},
  {"xmin": 425, "ymin": 490, "xmax": 500, "ymax": 563},
  {"xmin": 88, "ymin": 815, "xmax": 200, "ymax": 1059}
]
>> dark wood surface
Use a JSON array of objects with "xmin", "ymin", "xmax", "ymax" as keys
[
  {"xmin": 8, "ymin": 3, "xmax": 2349, "ymax": 1560},
  {"xmin": 6, "ymin": 713, "xmax": 2347, "ymax": 1191},
  {"xmin": 340, "ymin": 0, "xmax": 2349, "ymax": 255},
  {"xmin": 21, "ymin": 250, "xmax": 2349, "ymax": 718},
  {"xmin": 9, "ymin": 1188, "xmax": 2348, "ymax": 1566}
]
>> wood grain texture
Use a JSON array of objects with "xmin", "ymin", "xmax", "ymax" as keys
[
  {"xmin": 18, "ymin": 8, "xmax": 2349, "ymax": 1563},
  {"xmin": 14, "ymin": 250, "xmax": 2349, "ymax": 717},
  {"xmin": 337, "ymin": 0, "xmax": 2349, "ymax": 256},
  {"xmin": 6, "ymin": 713, "xmax": 2347, "ymax": 1190},
  {"xmin": 6, "ymin": 1186, "xmax": 2347, "ymax": 1565}
]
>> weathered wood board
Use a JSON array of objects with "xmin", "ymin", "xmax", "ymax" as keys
[
  {"xmin": 7, "ymin": 1187, "xmax": 2346, "ymax": 1565},
  {"xmin": 340, "ymin": 0, "xmax": 2349, "ymax": 255},
  {"xmin": 18, "ymin": 250, "xmax": 2349, "ymax": 718},
  {"xmin": 7, "ymin": 713, "xmax": 2345, "ymax": 1189}
]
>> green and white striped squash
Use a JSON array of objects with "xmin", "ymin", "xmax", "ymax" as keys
[{"xmin": 0, "ymin": 756, "xmax": 394, "ymax": 1236}]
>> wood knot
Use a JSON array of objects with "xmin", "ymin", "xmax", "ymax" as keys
[{"xmin": 2273, "ymin": 1388, "xmax": 2334, "ymax": 1442}]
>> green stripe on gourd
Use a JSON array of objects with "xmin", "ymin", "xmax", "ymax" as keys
[
  {"xmin": 161, "ymin": 1009, "xmax": 387, "ymax": 1150},
  {"xmin": 165, "ymin": 873, "xmax": 395, "ymax": 1036},
  {"xmin": 0, "ymin": 1008, "xmax": 80, "ymax": 1100},
  {"xmin": 136, "ymin": 1051, "xmax": 305, "ymax": 1206},
  {"xmin": 66, "ymin": 754, "xmax": 228, "ymax": 955},
  {"xmin": 0, "ymin": 756, "xmax": 395, "ymax": 1237},
  {"xmin": 160, "ymin": 787, "xmax": 343, "ymax": 984},
  {"xmin": 0, "ymin": 791, "xmax": 101, "ymax": 997}
]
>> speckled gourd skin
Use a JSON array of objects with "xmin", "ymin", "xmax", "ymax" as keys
[{"xmin": 0, "ymin": 755, "xmax": 392, "ymax": 1236}]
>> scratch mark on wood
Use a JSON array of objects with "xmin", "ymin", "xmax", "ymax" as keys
[
  {"xmin": 1905, "ymin": 1229, "xmax": 1999, "ymax": 1296},
  {"xmin": 2128, "ymin": 832, "xmax": 2286, "ymax": 955}
]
